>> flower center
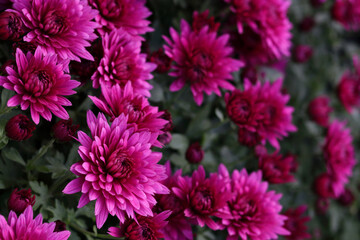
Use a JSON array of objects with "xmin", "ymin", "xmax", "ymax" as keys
[
  {"xmin": 106, "ymin": 153, "xmax": 133, "ymax": 178},
  {"xmin": 25, "ymin": 70, "xmax": 52, "ymax": 96},
  {"xmin": 98, "ymin": 0, "xmax": 123, "ymax": 20},
  {"xmin": 228, "ymin": 98, "xmax": 251, "ymax": 124},
  {"xmin": 112, "ymin": 58, "xmax": 135, "ymax": 84},
  {"xmin": 231, "ymin": 197, "xmax": 258, "ymax": 223},
  {"xmin": 186, "ymin": 50, "xmax": 213, "ymax": 83},
  {"xmin": 43, "ymin": 13, "xmax": 68, "ymax": 35},
  {"xmin": 192, "ymin": 188, "xmax": 213, "ymax": 213}
]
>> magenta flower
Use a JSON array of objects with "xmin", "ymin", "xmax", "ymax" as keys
[
  {"xmin": 155, "ymin": 162, "xmax": 193, "ymax": 240},
  {"xmin": 323, "ymin": 121, "xmax": 356, "ymax": 197},
  {"xmin": 337, "ymin": 56, "xmax": 360, "ymax": 112},
  {"xmin": 283, "ymin": 205, "xmax": 311, "ymax": 240},
  {"xmin": 5, "ymin": 114, "xmax": 35, "ymax": 141},
  {"xmin": 192, "ymin": 10, "xmax": 220, "ymax": 33},
  {"xmin": 0, "ymin": 206, "xmax": 71, "ymax": 239},
  {"xmin": 12, "ymin": 0, "xmax": 98, "ymax": 62},
  {"xmin": 92, "ymin": 28, "xmax": 156, "ymax": 97},
  {"xmin": 185, "ymin": 142, "xmax": 204, "ymax": 164},
  {"xmin": 89, "ymin": 82, "xmax": 167, "ymax": 147},
  {"xmin": 258, "ymin": 152, "xmax": 297, "ymax": 184},
  {"xmin": 313, "ymin": 173, "xmax": 337, "ymax": 198},
  {"xmin": 164, "ymin": 19, "xmax": 243, "ymax": 105},
  {"xmin": 225, "ymin": 0, "xmax": 292, "ymax": 65},
  {"xmin": 332, "ymin": 0, "xmax": 360, "ymax": 30},
  {"xmin": 217, "ymin": 165, "xmax": 290, "ymax": 240},
  {"xmin": 226, "ymin": 79, "xmax": 297, "ymax": 149},
  {"xmin": 0, "ymin": 11, "xmax": 25, "ymax": 41},
  {"xmin": 172, "ymin": 165, "xmax": 231, "ymax": 230},
  {"xmin": 108, "ymin": 210, "xmax": 171, "ymax": 239},
  {"xmin": 292, "ymin": 45, "xmax": 313, "ymax": 63},
  {"xmin": 308, "ymin": 96, "xmax": 332, "ymax": 127},
  {"xmin": 7, "ymin": 188, "xmax": 35, "ymax": 214},
  {"xmin": 89, "ymin": 0, "xmax": 153, "ymax": 37},
  {"xmin": 0, "ymin": 47, "xmax": 80, "ymax": 124},
  {"xmin": 52, "ymin": 118, "xmax": 79, "ymax": 142},
  {"xmin": 63, "ymin": 111, "xmax": 169, "ymax": 228}
]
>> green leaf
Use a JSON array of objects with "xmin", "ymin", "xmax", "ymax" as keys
[
  {"xmin": 2, "ymin": 147, "xmax": 25, "ymax": 166},
  {"xmin": 29, "ymin": 181, "xmax": 52, "ymax": 210},
  {"xmin": 169, "ymin": 134, "xmax": 189, "ymax": 153},
  {"xmin": 48, "ymin": 199, "xmax": 67, "ymax": 221}
]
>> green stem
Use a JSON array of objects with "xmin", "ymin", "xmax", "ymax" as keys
[
  {"xmin": 69, "ymin": 223, "xmax": 122, "ymax": 239},
  {"xmin": 26, "ymin": 139, "xmax": 55, "ymax": 171}
]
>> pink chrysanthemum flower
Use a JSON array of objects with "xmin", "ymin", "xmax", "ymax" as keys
[
  {"xmin": 163, "ymin": 19, "xmax": 243, "ymax": 105},
  {"xmin": 283, "ymin": 205, "xmax": 311, "ymax": 240},
  {"xmin": 0, "ymin": 206, "xmax": 70, "ymax": 239},
  {"xmin": 0, "ymin": 47, "xmax": 80, "ymax": 124},
  {"xmin": 154, "ymin": 162, "xmax": 193, "ymax": 240},
  {"xmin": 226, "ymin": 79, "xmax": 297, "ymax": 149},
  {"xmin": 108, "ymin": 210, "xmax": 171, "ymax": 239},
  {"xmin": 337, "ymin": 56, "xmax": 360, "ymax": 112},
  {"xmin": 89, "ymin": 82, "xmax": 167, "ymax": 147},
  {"xmin": 88, "ymin": 0, "xmax": 153, "ymax": 37},
  {"xmin": 332, "ymin": 0, "xmax": 360, "ymax": 30},
  {"xmin": 172, "ymin": 165, "xmax": 231, "ymax": 230},
  {"xmin": 308, "ymin": 96, "xmax": 333, "ymax": 127},
  {"xmin": 63, "ymin": 111, "xmax": 169, "ymax": 228},
  {"xmin": 12, "ymin": 0, "xmax": 98, "ymax": 62},
  {"xmin": 322, "ymin": 121, "xmax": 356, "ymax": 197},
  {"xmin": 92, "ymin": 28, "xmax": 156, "ymax": 97},
  {"xmin": 258, "ymin": 151, "xmax": 297, "ymax": 184},
  {"xmin": 225, "ymin": 0, "xmax": 292, "ymax": 65},
  {"xmin": 217, "ymin": 164, "xmax": 289, "ymax": 240}
]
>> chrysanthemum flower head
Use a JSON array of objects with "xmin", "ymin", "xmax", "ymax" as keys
[
  {"xmin": 0, "ymin": 206, "xmax": 70, "ymax": 239},
  {"xmin": 225, "ymin": 0, "xmax": 292, "ymax": 65},
  {"xmin": 154, "ymin": 162, "xmax": 193, "ymax": 240},
  {"xmin": 332, "ymin": 0, "xmax": 360, "ymax": 31},
  {"xmin": 172, "ymin": 165, "xmax": 231, "ymax": 230},
  {"xmin": 89, "ymin": 82, "xmax": 167, "ymax": 147},
  {"xmin": 226, "ymin": 79, "xmax": 297, "ymax": 149},
  {"xmin": 337, "ymin": 56, "xmax": 360, "ymax": 112},
  {"xmin": 92, "ymin": 28, "xmax": 156, "ymax": 97},
  {"xmin": 164, "ymin": 19, "xmax": 243, "ymax": 105},
  {"xmin": 63, "ymin": 111, "xmax": 169, "ymax": 228},
  {"xmin": 308, "ymin": 96, "xmax": 332, "ymax": 127},
  {"xmin": 217, "ymin": 164, "xmax": 289, "ymax": 240},
  {"xmin": 323, "ymin": 121, "xmax": 356, "ymax": 197},
  {"xmin": 13, "ymin": 0, "xmax": 98, "ymax": 62},
  {"xmin": 0, "ymin": 47, "xmax": 80, "ymax": 124},
  {"xmin": 89, "ymin": 0, "xmax": 153, "ymax": 37},
  {"xmin": 108, "ymin": 210, "xmax": 171, "ymax": 240},
  {"xmin": 283, "ymin": 205, "xmax": 311, "ymax": 240}
]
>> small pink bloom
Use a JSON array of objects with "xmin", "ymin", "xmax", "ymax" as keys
[
  {"xmin": 308, "ymin": 96, "xmax": 332, "ymax": 127},
  {"xmin": 63, "ymin": 111, "xmax": 169, "ymax": 228},
  {"xmin": 52, "ymin": 118, "xmax": 79, "ymax": 142},
  {"xmin": 218, "ymin": 165, "xmax": 290, "ymax": 240},
  {"xmin": 292, "ymin": 45, "xmax": 313, "ymax": 63},
  {"xmin": 164, "ymin": 19, "xmax": 243, "ymax": 105},
  {"xmin": 337, "ymin": 188, "xmax": 355, "ymax": 206},
  {"xmin": 299, "ymin": 17, "xmax": 315, "ymax": 32},
  {"xmin": 92, "ymin": 28, "xmax": 156, "ymax": 97},
  {"xmin": 89, "ymin": 0, "xmax": 153, "ymax": 37},
  {"xmin": 13, "ymin": 0, "xmax": 98, "ymax": 61},
  {"xmin": 323, "ymin": 121, "xmax": 356, "ymax": 197},
  {"xmin": 149, "ymin": 48, "xmax": 172, "ymax": 74},
  {"xmin": 172, "ymin": 165, "xmax": 231, "ymax": 230},
  {"xmin": 313, "ymin": 173, "xmax": 336, "ymax": 198},
  {"xmin": 0, "ymin": 47, "xmax": 80, "ymax": 124},
  {"xmin": 0, "ymin": 206, "xmax": 71, "ymax": 239},
  {"xmin": 283, "ymin": 205, "xmax": 311, "ymax": 240},
  {"xmin": 89, "ymin": 82, "xmax": 167, "ymax": 147}
]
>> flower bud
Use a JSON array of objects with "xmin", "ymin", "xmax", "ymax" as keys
[
  {"xmin": 185, "ymin": 142, "xmax": 204, "ymax": 164},
  {"xmin": 158, "ymin": 131, "xmax": 172, "ymax": 145},
  {"xmin": 161, "ymin": 110, "xmax": 173, "ymax": 132},
  {"xmin": 54, "ymin": 220, "xmax": 67, "ymax": 232},
  {"xmin": 299, "ymin": 17, "xmax": 315, "ymax": 32},
  {"xmin": 292, "ymin": 45, "xmax": 313, "ymax": 63},
  {"xmin": 308, "ymin": 96, "xmax": 332, "ymax": 127},
  {"xmin": 238, "ymin": 128, "xmax": 261, "ymax": 147},
  {"xmin": 5, "ymin": 114, "xmax": 36, "ymax": 141},
  {"xmin": 310, "ymin": 0, "xmax": 326, "ymax": 7},
  {"xmin": 313, "ymin": 173, "xmax": 335, "ymax": 198},
  {"xmin": 337, "ymin": 188, "xmax": 355, "ymax": 206},
  {"xmin": 52, "ymin": 118, "xmax": 79, "ymax": 142},
  {"xmin": 7, "ymin": 188, "xmax": 35, "ymax": 214},
  {"xmin": 315, "ymin": 198, "xmax": 329, "ymax": 214},
  {"xmin": 0, "ymin": 11, "xmax": 24, "ymax": 41}
]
